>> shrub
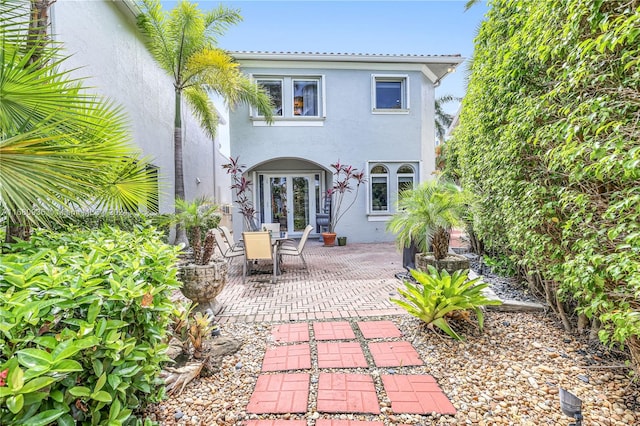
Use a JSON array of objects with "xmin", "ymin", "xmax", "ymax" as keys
[
  {"xmin": 44, "ymin": 212, "xmax": 171, "ymax": 241},
  {"xmin": 0, "ymin": 226, "xmax": 181, "ymax": 425},
  {"xmin": 445, "ymin": 0, "xmax": 640, "ymax": 368},
  {"xmin": 391, "ymin": 267, "xmax": 502, "ymax": 340}
]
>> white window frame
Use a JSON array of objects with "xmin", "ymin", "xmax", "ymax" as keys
[
  {"xmin": 366, "ymin": 161, "xmax": 420, "ymax": 218},
  {"xmin": 371, "ymin": 74, "xmax": 410, "ymax": 114},
  {"xmin": 369, "ymin": 164, "xmax": 390, "ymax": 213},
  {"xmin": 396, "ymin": 164, "xmax": 416, "ymax": 195},
  {"xmin": 255, "ymin": 78, "xmax": 284, "ymax": 117},
  {"xmin": 251, "ymin": 74, "xmax": 326, "ymax": 126}
]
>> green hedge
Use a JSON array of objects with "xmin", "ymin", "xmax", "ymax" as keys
[
  {"xmin": 0, "ymin": 226, "xmax": 181, "ymax": 425},
  {"xmin": 44, "ymin": 212, "xmax": 171, "ymax": 241},
  {"xmin": 445, "ymin": 0, "xmax": 639, "ymax": 365}
]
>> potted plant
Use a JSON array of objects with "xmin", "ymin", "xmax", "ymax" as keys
[
  {"xmin": 386, "ymin": 178, "xmax": 470, "ymax": 274},
  {"xmin": 169, "ymin": 197, "xmax": 228, "ymax": 313},
  {"xmin": 322, "ymin": 160, "xmax": 366, "ymax": 246},
  {"xmin": 222, "ymin": 156, "xmax": 259, "ymax": 231}
]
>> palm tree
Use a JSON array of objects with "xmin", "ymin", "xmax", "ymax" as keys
[
  {"xmin": 435, "ymin": 95, "xmax": 460, "ymax": 145},
  {"xmin": 1, "ymin": 0, "xmax": 156, "ymax": 242},
  {"xmin": 387, "ymin": 179, "xmax": 467, "ymax": 260},
  {"xmin": 135, "ymin": 0, "xmax": 274, "ymax": 245}
]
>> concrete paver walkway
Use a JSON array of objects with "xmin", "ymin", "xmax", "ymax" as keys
[{"xmin": 246, "ymin": 320, "xmax": 456, "ymax": 420}]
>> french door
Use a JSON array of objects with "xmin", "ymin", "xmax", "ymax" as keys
[{"xmin": 260, "ymin": 173, "xmax": 318, "ymax": 235}]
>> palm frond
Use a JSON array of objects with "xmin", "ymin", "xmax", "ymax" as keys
[
  {"xmin": 203, "ymin": 4, "xmax": 243, "ymax": 38},
  {"xmin": 136, "ymin": 0, "xmax": 178, "ymax": 79},
  {"xmin": 183, "ymin": 85, "xmax": 219, "ymax": 140}
]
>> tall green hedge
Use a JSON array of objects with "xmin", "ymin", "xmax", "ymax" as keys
[
  {"xmin": 445, "ymin": 0, "xmax": 639, "ymax": 366},
  {"xmin": 0, "ymin": 226, "xmax": 181, "ymax": 425}
]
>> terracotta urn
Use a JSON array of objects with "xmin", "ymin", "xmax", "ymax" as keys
[{"xmin": 321, "ymin": 232, "xmax": 337, "ymax": 246}]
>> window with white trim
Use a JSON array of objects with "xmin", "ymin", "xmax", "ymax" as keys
[
  {"xmin": 255, "ymin": 76, "xmax": 324, "ymax": 119},
  {"xmin": 372, "ymin": 74, "xmax": 409, "ymax": 112},
  {"xmin": 367, "ymin": 161, "xmax": 420, "ymax": 216},
  {"xmin": 397, "ymin": 164, "xmax": 415, "ymax": 197},
  {"xmin": 370, "ymin": 165, "xmax": 389, "ymax": 212}
]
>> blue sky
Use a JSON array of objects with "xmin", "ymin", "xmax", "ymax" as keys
[{"xmin": 163, "ymin": 1, "xmax": 489, "ymax": 112}]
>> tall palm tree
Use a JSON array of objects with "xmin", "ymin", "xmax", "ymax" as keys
[
  {"xmin": 435, "ymin": 94, "xmax": 460, "ymax": 145},
  {"xmin": 136, "ymin": 0, "xmax": 274, "ymax": 245},
  {"xmin": 1, "ymin": 0, "xmax": 156, "ymax": 242}
]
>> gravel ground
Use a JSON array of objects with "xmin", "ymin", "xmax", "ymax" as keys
[{"xmin": 145, "ymin": 260, "xmax": 639, "ymax": 425}]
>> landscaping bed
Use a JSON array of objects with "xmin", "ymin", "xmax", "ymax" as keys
[{"xmin": 145, "ymin": 311, "xmax": 638, "ymax": 425}]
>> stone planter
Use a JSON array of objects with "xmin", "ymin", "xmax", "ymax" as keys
[
  {"xmin": 415, "ymin": 252, "xmax": 470, "ymax": 275},
  {"xmin": 179, "ymin": 259, "xmax": 228, "ymax": 314}
]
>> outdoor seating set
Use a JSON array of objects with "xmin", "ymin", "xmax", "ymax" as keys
[{"xmin": 213, "ymin": 224, "xmax": 313, "ymax": 283}]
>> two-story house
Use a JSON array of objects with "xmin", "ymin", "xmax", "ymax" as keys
[{"xmin": 228, "ymin": 52, "xmax": 463, "ymax": 243}]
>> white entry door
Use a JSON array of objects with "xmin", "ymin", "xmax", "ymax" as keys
[{"xmin": 261, "ymin": 173, "xmax": 317, "ymax": 235}]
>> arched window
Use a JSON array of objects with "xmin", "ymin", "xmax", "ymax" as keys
[
  {"xmin": 397, "ymin": 164, "xmax": 415, "ymax": 198},
  {"xmin": 370, "ymin": 165, "xmax": 389, "ymax": 212}
]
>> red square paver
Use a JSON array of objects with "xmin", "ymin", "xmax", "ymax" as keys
[
  {"xmin": 262, "ymin": 344, "xmax": 311, "ymax": 372},
  {"xmin": 316, "ymin": 373, "xmax": 380, "ymax": 414},
  {"xmin": 272, "ymin": 323, "xmax": 310, "ymax": 343},
  {"xmin": 368, "ymin": 341, "xmax": 423, "ymax": 367},
  {"xmin": 381, "ymin": 375, "xmax": 456, "ymax": 415},
  {"xmin": 245, "ymin": 422, "xmax": 307, "ymax": 426},
  {"xmin": 313, "ymin": 321, "xmax": 355, "ymax": 340},
  {"xmin": 246, "ymin": 373, "xmax": 310, "ymax": 414},
  {"xmin": 357, "ymin": 320, "xmax": 402, "ymax": 339},
  {"xmin": 316, "ymin": 421, "xmax": 383, "ymax": 426},
  {"xmin": 317, "ymin": 342, "xmax": 368, "ymax": 368}
]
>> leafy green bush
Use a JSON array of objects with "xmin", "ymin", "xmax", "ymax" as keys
[
  {"xmin": 0, "ymin": 226, "xmax": 180, "ymax": 425},
  {"xmin": 445, "ymin": 0, "xmax": 640, "ymax": 367},
  {"xmin": 391, "ymin": 267, "xmax": 501, "ymax": 340},
  {"xmin": 43, "ymin": 212, "xmax": 171, "ymax": 241}
]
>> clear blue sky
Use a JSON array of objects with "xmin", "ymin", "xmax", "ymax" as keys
[{"xmin": 163, "ymin": 1, "xmax": 489, "ymax": 113}]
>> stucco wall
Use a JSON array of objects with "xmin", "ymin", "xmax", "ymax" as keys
[{"xmin": 50, "ymin": 0, "xmax": 217, "ymax": 213}]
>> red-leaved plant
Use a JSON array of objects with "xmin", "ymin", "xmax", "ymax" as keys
[
  {"xmin": 222, "ymin": 156, "xmax": 259, "ymax": 231},
  {"xmin": 327, "ymin": 161, "xmax": 366, "ymax": 233}
]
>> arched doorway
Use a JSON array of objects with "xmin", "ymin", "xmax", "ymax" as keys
[{"xmin": 249, "ymin": 158, "xmax": 328, "ymax": 236}]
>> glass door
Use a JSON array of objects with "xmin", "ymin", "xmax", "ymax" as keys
[{"xmin": 262, "ymin": 173, "xmax": 316, "ymax": 235}]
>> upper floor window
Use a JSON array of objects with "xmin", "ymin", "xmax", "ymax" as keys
[
  {"xmin": 370, "ymin": 164, "xmax": 389, "ymax": 212},
  {"xmin": 254, "ymin": 75, "xmax": 324, "ymax": 121},
  {"xmin": 259, "ymin": 79, "xmax": 283, "ymax": 116},
  {"xmin": 293, "ymin": 80, "xmax": 318, "ymax": 116},
  {"xmin": 372, "ymin": 74, "xmax": 409, "ymax": 113}
]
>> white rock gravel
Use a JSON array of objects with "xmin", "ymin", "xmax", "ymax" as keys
[{"xmin": 144, "ymin": 312, "xmax": 639, "ymax": 425}]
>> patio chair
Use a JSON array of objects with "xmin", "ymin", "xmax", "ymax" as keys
[
  {"xmin": 212, "ymin": 228, "xmax": 244, "ymax": 265},
  {"xmin": 242, "ymin": 231, "xmax": 277, "ymax": 283},
  {"xmin": 278, "ymin": 224, "xmax": 314, "ymax": 270},
  {"xmin": 219, "ymin": 225, "xmax": 243, "ymax": 250}
]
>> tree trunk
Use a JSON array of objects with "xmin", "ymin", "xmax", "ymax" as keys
[
  {"xmin": 431, "ymin": 227, "xmax": 450, "ymax": 260},
  {"xmin": 4, "ymin": 1, "xmax": 56, "ymax": 245},
  {"xmin": 174, "ymin": 88, "xmax": 188, "ymax": 246},
  {"xmin": 28, "ymin": 0, "xmax": 54, "ymax": 64}
]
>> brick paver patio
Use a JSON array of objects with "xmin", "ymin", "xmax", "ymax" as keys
[{"xmin": 216, "ymin": 242, "xmax": 406, "ymax": 323}]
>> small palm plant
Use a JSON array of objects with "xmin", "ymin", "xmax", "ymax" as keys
[
  {"xmin": 170, "ymin": 197, "xmax": 221, "ymax": 264},
  {"xmin": 387, "ymin": 178, "xmax": 467, "ymax": 260},
  {"xmin": 391, "ymin": 266, "xmax": 501, "ymax": 340}
]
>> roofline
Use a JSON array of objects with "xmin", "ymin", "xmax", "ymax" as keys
[{"xmin": 231, "ymin": 51, "xmax": 464, "ymax": 66}]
